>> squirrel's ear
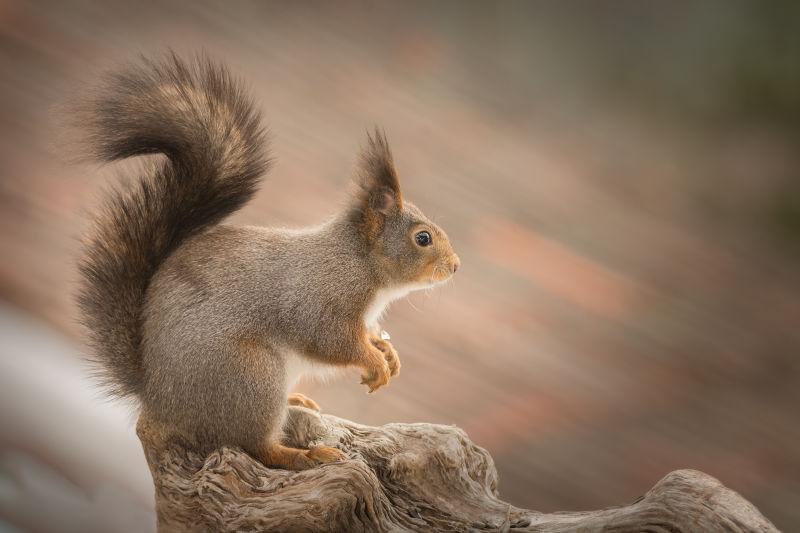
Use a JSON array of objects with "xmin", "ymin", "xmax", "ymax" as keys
[{"xmin": 350, "ymin": 128, "xmax": 402, "ymax": 238}]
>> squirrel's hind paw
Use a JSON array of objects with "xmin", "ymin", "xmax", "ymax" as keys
[
  {"xmin": 305, "ymin": 445, "xmax": 346, "ymax": 465},
  {"xmin": 287, "ymin": 392, "xmax": 321, "ymax": 411}
]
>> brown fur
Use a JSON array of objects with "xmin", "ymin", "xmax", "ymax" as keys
[{"xmin": 77, "ymin": 53, "xmax": 459, "ymax": 469}]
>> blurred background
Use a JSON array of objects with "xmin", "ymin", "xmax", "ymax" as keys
[{"xmin": 1, "ymin": 1, "xmax": 799, "ymax": 531}]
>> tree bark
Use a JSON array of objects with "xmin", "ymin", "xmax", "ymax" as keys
[{"xmin": 137, "ymin": 406, "xmax": 778, "ymax": 532}]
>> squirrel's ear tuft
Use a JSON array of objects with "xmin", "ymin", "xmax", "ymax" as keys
[
  {"xmin": 350, "ymin": 128, "xmax": 402, "ymax": 238},
  {"xmin": 356, "ymin": 128, "xmax": 402, "ymax": 209}
]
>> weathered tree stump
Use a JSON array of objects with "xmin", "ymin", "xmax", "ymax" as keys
[{"xmin": 137, "ymin": 406, "xmax": 778, "ymax": 532}]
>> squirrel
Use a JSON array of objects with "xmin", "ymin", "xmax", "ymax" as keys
[{"xmin": 75, "ymin": 53, "xmax": 460, "ymax": 470}]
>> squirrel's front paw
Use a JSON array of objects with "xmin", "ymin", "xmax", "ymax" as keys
[
  {"xmin": 371, "ymin": 338, "xmax": 401, "ymax": 377},
  {"xmin": 360, "ymin": 353, "xmax": 391, "ymax": 393}
]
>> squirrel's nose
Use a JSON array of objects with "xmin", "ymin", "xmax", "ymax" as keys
[{"xmin": 451, "ymin": 255, "xmax": 461, "ymax": 274}]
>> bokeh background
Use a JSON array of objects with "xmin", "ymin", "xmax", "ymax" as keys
[{"xmin": 1, "ymin": 1, "xmax": 799, "ymax": 531}]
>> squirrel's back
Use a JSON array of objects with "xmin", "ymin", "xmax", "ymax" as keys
[{"xmin": 76, "ymin": 53, "xmax": 269, "ymax": 398}]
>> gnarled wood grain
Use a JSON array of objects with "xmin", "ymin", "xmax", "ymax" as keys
[{"xmin": 137, "ymin": 407, "xmax": 778, "ymax": 532}]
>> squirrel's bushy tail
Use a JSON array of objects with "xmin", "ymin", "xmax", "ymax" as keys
[{"xmin": 77, "ymin": 53, "xmax": 269, "ymax": 398}]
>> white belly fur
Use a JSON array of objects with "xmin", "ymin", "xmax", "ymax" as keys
[{"xmin": 284, "ymin": 349, "xmax": 344, "ymax": 388}]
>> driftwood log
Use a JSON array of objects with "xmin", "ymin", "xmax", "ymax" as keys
[{"xmin": 137, "ymin": 406, "xmax": 778, "ymax": 532}]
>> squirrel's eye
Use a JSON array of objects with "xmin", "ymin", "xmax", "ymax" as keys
[{"xmin": 415, "ymin": 231, "xmax": 432, "ymax": 247}]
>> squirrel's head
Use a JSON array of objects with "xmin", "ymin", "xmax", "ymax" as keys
[{"xmin": 348, "ymin": 130, "xmax": 460, "ymax": 288}]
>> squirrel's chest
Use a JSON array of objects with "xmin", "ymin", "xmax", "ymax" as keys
[{"xmin": 363, "ymin": 285, "xmax": 416, "ymax": 329}]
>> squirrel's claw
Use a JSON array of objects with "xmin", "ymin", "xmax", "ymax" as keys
[
  {"xmin": 360, "ymin": 366, "xmax": 390, "ymax": 392},
  {"xmin": 361, "ymin": 377, "xmax": 386, "ymax": 393}
]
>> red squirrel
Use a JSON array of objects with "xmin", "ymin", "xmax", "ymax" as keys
[{"xmin": 77, "ymin": 53, "xmax": 460, "ymax": 469}]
